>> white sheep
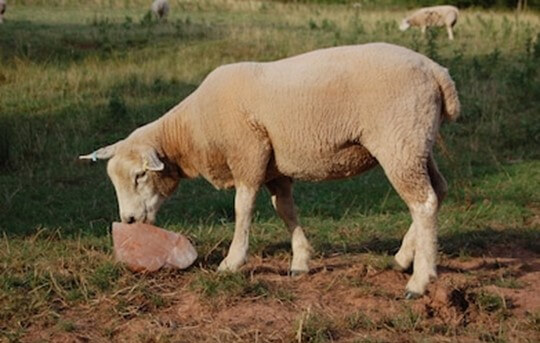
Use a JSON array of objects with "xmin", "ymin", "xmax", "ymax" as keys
[
  {"xmin": 80, "ymin": 43, "xmax": 460, "ymax": 298},
  {"xmin": 0, "ymin": 0, "xmax": 6, "ymax": 24},
  {"xmin": 399, "ymin": 5, "xmax": 459, "ymax": 40},
  {"xmin": 151, "ymin": 0, "xmax": 169, "ymax": 21}
]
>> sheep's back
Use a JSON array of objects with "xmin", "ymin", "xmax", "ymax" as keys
[
  {"xmin": 243, "ymin": 44, "xmax": 443, "ymax": 179},
  {"xmin": 411, "ymin": 5, "xmax": 458, "ymax": 27},
  {"xmin": 187, "ymin": 43, "xmax": 448, "ymax": 181}
]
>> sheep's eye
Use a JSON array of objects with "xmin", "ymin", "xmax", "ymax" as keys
[{"xmin": 135, "ymin": 171, "xmax": 147, "ymax": 185}]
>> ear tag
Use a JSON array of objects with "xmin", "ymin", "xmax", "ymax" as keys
[
  {"xmin": 143, "ymin": 159, "xmax": 149, "ymax": 171},
  {"xmin": 91, "ymin": 151, "xmax": 98, "ymax": 162}
]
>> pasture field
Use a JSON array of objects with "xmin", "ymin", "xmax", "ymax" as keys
[{"xmin": 1, "ymin": 0, "xmax": 539, "ymax": 341}]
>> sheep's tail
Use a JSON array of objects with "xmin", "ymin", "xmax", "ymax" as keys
[{"xmin": 432, "ymin": 65, "xmax": 460, "ymax": 122}]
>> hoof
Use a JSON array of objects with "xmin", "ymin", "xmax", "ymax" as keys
[{"xmin": 404, "ymin": 291, "xmax": 421, "ymax": 300}]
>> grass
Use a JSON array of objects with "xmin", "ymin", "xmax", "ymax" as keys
[
  {"xmin": 295, "ymin": 307, "xmax": 338, "ymax": 342},
  {"xmin": 1, "ymin": 0, "xmax": 539, "ymax": 341}
]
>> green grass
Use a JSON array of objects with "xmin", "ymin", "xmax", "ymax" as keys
[
  {"xmin": 0, "ymin": 0, "xmax": 539, "ymax": 341},
  {"xmin": 295, "ymin": 307, "xmax": 339, "ymax": 342}
]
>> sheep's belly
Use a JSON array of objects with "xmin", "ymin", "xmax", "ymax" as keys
[{"xmin": 276, "ymin": 144, "xmax": 378, "ymax": 181}]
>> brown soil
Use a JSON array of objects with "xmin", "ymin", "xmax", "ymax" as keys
[{"xmin": 21, "ymin": 245, "xmax": 540, "ymax": 342}]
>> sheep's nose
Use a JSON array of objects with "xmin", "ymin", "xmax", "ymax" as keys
[{"xmin": 122, "ymin": 215, "xmax": 136, "ymax": 224}]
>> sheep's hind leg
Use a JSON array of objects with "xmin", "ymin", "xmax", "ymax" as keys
[
  {"xmin": 394, "ymin": 154, "xmax": 447, "ymax": 272},
  {"xmin": 406, "ymin": 187, "xmax": 439, "ymax": 299},
  {"xmin": 446, "ymin": 26, "xmax": 454, "ymax": 40},
  {"xmin": 377, "ymin": 154, "xmax": 439, "ymax": 299},
  {"xmin": 218, "ymin": 184, "xmax": 259, "ymax": 272},
  {"xmin": 428, "ymin": 154, "xmax": 448, "ymax": 207},
  {"xmin": 266, "ymin": 177, "xmax": 312, "ymax": 275},
  {"xmin": 394, "ymin": 222, "xmax": 416, "ymax": 272}
]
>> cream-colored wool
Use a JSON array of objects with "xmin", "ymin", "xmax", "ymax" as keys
[
  {"xmin": 400, "ymin": 5, "xmax": 459, "ymax": 40},
  {"xmin": 151, "ymin": 0, "xmax": 169, "ymax": 20},
  {"xmin": 0, "ymin": 0, "xmax": 6, "ymax": 24},
  {"xmin": 81, "ymin": 43, "xmax": 460, "ymax": 296}
]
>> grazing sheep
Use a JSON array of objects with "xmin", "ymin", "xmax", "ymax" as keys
[
  {"xmin": 151, "ymin": 0, "xmax": 169, "ymax": 21},
  {"xmin": 80, "ymin": 43, "xmax": 460, "ymax": 298},
  {"xmin": 399, "ymin": 5, "xmax": 459, "ymax": 40},
  {"xmin": 0, "ymin": 0, "xmax": 6, "ymax": 24}
]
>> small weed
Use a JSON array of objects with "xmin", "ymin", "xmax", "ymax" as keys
[
  {"xmin": 428, "ymin": 323, "xmax": 456, "ymax": 336},
  {"xmin": 350, "ymin": 18, "xmax": 365, "ymax": 36},
  {"xmin": 475, "ymin": 291, "xmax": 505, "ymax": 313},
  {"xmin": 457, "ymin": 249, "xmax": 473, "ymax": 261},
  {"xmin": 103, "ymin": 326, "xmax": 116, "ymax": 339},
  {"xmin": 140, "ymin": 11, "xmax": 155, "ymax": 27},
  {"xmin": 477, "ymin": 328, "xmax": 507, "ymax": 343},
  {"xmin": 58, "ymin": 320, "xmax": 77, "ymax": 333},
  {"xmin": 492, "ymin": 276, "xmax": 524, "ymax": 289},
  {"xmin": 380, "ymin": 308, "xmax": 421, "ymax": 332},
  {"xmin": 524, "ymin": 311, "xmax": 540, "ymax": 331},
  {"xmin": 65, "ymin": 289, "xmax": 84, "ymax": 302},
  {"xmin": 144, "ymin": 289, "xmax": 167, "ymax": 309},
  {"xmin": 321, "ymin": 19, "xmax": 336, "ymax": 31},
  {"xmin": 190, "ymin": 272, "xmax": 271, "ymax": 299},
  {"xmin": 346, "ymin": 311, "xmax": 375, "ymax": 331},
  {"xmin": 89, "ymin": 261, "xmax": 122, "ymax": 292},
  {"xmin": 123, "ymin": 16, "xmax": 133, "ymax": 30},
  {"xmin": 273, "ymin": 288, "xmax": 296, "ymax": 302},
  {"xmin": 369, "ymin": 253, "xmax": 395, "ymax": 271},
  {"xmin": 295, "ymin": 308, "xmax": 337, "ymax": 343}
]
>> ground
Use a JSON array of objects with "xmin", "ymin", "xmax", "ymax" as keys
[{"xmin": 14, "ymin": 238, "xmax": 540, "ymax": 342}]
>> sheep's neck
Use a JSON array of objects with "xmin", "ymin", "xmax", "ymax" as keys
[{"xmin": 158, "ymin": 101, "xmax": 199, "ymax": 180}]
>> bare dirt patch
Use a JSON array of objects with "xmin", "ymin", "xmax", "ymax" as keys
[{"xmin": 21, "ymin": 244, "xmax": 539, "ymax": 342}]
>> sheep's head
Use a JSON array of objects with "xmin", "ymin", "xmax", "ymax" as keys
[
  {"xmin": 79, "ymin": 141, "xmax": 179, "ymax": 224},
  {"xmin": 399, "ymin": 19, "xmax": 410, "ymax": 31}
]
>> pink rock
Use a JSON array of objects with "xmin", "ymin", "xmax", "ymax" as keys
[{"xmin": 112, "ymin": 222, "xmax": 197, "ymax": 272}]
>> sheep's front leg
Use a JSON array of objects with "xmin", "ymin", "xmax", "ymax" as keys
[{"xmin": 218, "ymin": 184, "xmax": 258, "ymax": 272}]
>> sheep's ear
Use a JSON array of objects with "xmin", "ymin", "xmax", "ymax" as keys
[
  {"xmin": 79, "ymin": 141, "xmax": 121, "ymax": 161},
  {"xmin": 142, "ymin": 148, "xmax": 164, "ymax": 171}
]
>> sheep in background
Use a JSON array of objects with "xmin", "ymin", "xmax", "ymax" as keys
[
  {"xmin": 0, "ymin": 0, "xmax": 6, "ymax": 24},
  {"xmin": 151, "ymin": 0, "xmax": 169, "ymax": 21},
  {"xmin": 400, "ymin": 5, "xmax": 459, "ymax": 40}
]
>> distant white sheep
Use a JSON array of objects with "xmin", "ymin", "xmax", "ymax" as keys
[
  {"xmin": 0, "ymin": 0, "xmax": 6, "ymax": 24},
  {"xmin": 151, "ymin": 0, "xmax": 169, "ymax": 21},
  {"xmin": 400, "ymin": 5, "xmax": 459, "ymax": 40}
]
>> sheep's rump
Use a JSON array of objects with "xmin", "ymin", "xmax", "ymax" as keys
[{"xmin": 192, "ymin": 43, "xmax": 459, "ymax": 181}]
